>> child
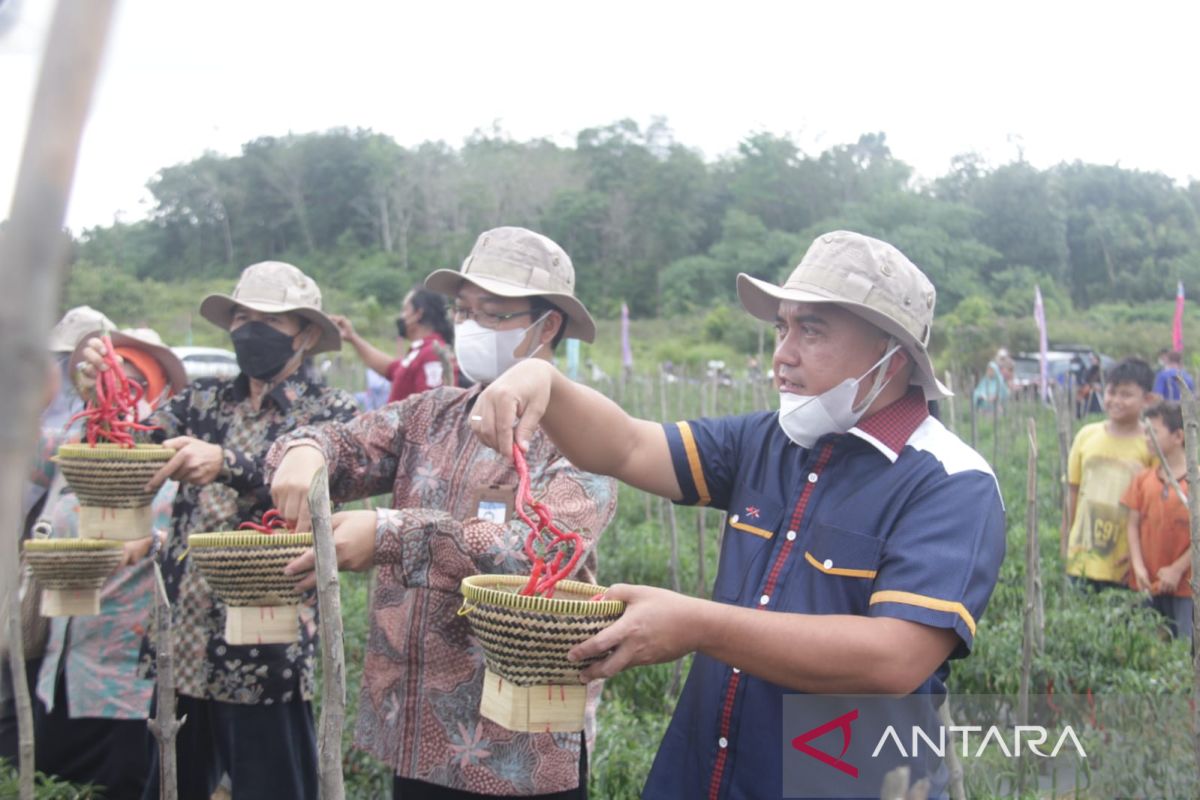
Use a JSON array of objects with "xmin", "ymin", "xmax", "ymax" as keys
[
  {"xmin": 1062, "ymin": 358, "xmax": 1156, "ymax": 589},
  {"xmin": 1124, "ymin": 402, "xmax": 1193, "ymax": 639}
]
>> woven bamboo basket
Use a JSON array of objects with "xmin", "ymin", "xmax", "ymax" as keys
[
  {"xmin": 54, "ymin": 443, "xmax": 173, "ymax": 540},
  {"xmin": 23, "ymin": 539, "xmax": 124, "ymax": 616},
  {"xmin": 459, "ymin": 574, "xmax": 625, "ymax": 732},
  {"xmin": 188, "ymin": 531, "xmax": 312, "ymax": 645}
]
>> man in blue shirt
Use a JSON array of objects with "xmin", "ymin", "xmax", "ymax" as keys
[
  {"xmin": 471, "ymin": 230, "xmax": 1006, "ymax": 799},
  {"xmin": 1154, "ymin": 350, "xmax": 1195, "ymax": 401}
]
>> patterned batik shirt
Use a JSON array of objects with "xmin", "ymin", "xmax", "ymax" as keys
[
  {"xmin": 140, "ymin": 366, "xmax": 357, "ymax": 705},
  {"xmin": 266, "ymin": 385, "xmax": 618, "ymax": 795}
]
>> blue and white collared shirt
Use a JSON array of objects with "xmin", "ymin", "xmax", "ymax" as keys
[{"xmin": 646, "ymin": 388, "xmax": 1006, "ymax": 799}]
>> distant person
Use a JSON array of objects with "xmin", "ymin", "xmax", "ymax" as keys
[
  {"xmin": 1153, "ymin": 350, "xmax": 1195, "ymax": 401},
  {"xmin": 1062, "ymin": 358, "xmax": 1156, "ymax": 589},
  {"xmin": 1124, "ymin": 402, "xmax": 1193, "ymax": 640},
  {"xmin": 1076, "ymin": 353, "xmax": 1104, "ymax": 417},
  {"xmin": 973, "ymin": 348, "xmax": 1013, "ymax": 410},
  {"xmin": 332, "ymin": 287, "xmax": 458, "ymax": 404}
]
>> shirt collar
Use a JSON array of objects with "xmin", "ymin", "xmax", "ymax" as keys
[
  {"xmin": 849, "ymin": 386, "xmax": 930, "ymax": 462},
  {"xmin": 230, "ymin": 364, "xmax": 320, "ymax": 412}
]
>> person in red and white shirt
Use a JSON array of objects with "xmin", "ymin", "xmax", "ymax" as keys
[{"xmin": 333, "ymin": 288, "xmax": 458, "ymax": 404}]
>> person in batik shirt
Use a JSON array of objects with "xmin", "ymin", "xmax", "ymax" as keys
[
  {"xmin": 77, "ymin": 262, "xmax": 356, "ymax": 800},
  {"xmin": 268, "ymin": 227, "xmax": 616, "ymax": 800}
]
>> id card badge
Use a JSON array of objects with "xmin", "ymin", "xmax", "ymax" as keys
[{"xmin": 470, "ymin": 483, "xmax": 515, "ymax": 524}]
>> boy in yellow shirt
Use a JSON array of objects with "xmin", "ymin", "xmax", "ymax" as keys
[{"xmin": 1062, "ymin": 358, "xmax": 1156, "ymax": 589}]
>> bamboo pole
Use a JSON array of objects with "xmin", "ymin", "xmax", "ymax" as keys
[
  {"xmin": 1017, "ymin": 419, "xmax": 1038, "ymax": 798},
  {"xmin": 147, "ymin": 564, "xmax": 183, "ymax": 800},
  {"xmin": 944, "ymin": 371, "xmax": 957, "ymax": 433},
  {"xmin": 969, "ymin": 375, "xmax": 978, "ymax": 450},
  {"xmin": 1178, "ymin": 384, "xmax": 1200, "ymax": 780},
  {"xmin": 1054, "ymin": 384, "xmax": 1073, "ymax": 538},
  {"xmin": 308, "ymin": 466, "xmax": 347, "ymax": 800},
  {"xmin": 0, "ymin": 3, "xmax": 117, "ymax": 797}
]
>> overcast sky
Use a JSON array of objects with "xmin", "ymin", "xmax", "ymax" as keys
[{"xmin": 2, "ymin": 0, "xmax": 1197, "ymax": 233}]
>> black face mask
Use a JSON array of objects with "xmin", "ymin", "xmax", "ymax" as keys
[{"xmin": 230, "ymin": 321, "xmax": 299, "ymax": 381}]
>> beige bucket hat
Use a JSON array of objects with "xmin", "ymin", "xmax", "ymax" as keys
[
  {"xmin": 424, "ymin": 227, "xmax": 596, "ymax": 343},
  {"xmin": 199, "ymin": 261, "xmax": 340, "ymax": 354},
  {"xmin": 737, "ymin": 230, "xmax": 952, "ymax": 399},
  {"xmin": 49, "ymin": 306, "xmax": 116, "ymax": 353},
  {"xmin": 69, "ymin": 327, "xmax": 188, "ymax": 399}
]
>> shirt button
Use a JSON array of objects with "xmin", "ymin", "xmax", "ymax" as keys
[
  {"xmin": 730, "ymin": 514, "xmax": 739, "ymax": 524},
  {"xmin": 824, "ymin": 559, "xmax": 833, "ymax": 569},
  {"xmin": 732, "ymin": 667, "xmax": 741, "ymax": 674},
  {"xmin": 807, "ymin": 473, "xmax": 819, "ymax": 483},
  {"xmin": 786, "ymin": 530, "xmax": 797, "ymax": 541},
  {"xmin": 718, "ymin": 737, "xmax": 729, "ymax": 749},
  {"xmin": 759, "ymin": 594, "xmax": 770, "ymax": 605}
]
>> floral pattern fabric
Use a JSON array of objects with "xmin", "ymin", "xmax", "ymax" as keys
[
  {"xmin": 266, "ymin": 385, "xmax": 617, "ymax": 795},
  {"xmin": 140, "ymin": 366, "xmax": 357, "ymax": 705}
]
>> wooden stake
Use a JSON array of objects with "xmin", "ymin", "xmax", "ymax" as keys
[
  {"xmin": 1018, "ymin": 418, "xmax": 1039, "ymax": 798},
  {"xmin": 309, "ymin": 466, "xmax": 346, "ymax": 800},
  {"xmin": 1053, "ymin": 384, "xmax": 1073, "ymax": 538},
  {"xmin": 944, "ymin": 371, "xmax": 957, "ymax": 433},
  {"xmin": 147, "ymin": 564, "xmax": 183, "ymax": 800},
  {"xmin": 1177, "ymin": 383, "xmax": 1200, "ymax": 779},
  {"xmin": 0, "ymin": 3, "xmax": 117, "ymax": 797}
]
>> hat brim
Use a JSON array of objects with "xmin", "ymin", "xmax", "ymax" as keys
[
  {"xmin": 736, "ymin": 273, "xmax": 952, "ymax": 400},
  {"xmin": 199, "ymin": 294, "xmax": 342, "ymax": 354},
  {"xmin": 424, "ymin": 269, "xmax": 596, "ymax": 343},
  {"xmin": 69, "ymin": 329, "xmax": 189, "ymax": 397}
]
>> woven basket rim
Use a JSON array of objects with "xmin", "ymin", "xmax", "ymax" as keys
[
  {"xmin": 188, "ymin": 531, "xmax": 313, "ymax": 548},
  {"xmin": 461, "ymin": 574, "xmax": 624, "ymax": 617},
  {"xmin": 24, "ymin": 538, "xmax": 124, "ymax": 551},
  {"xmin": 54, "ymin": 442, "xmax": 174, "ymax": 462}
]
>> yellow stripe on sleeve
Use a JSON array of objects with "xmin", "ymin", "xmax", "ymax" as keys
[
  {"xmin": 676, "ymin": 421, "xmax": 710, "ymax": 507},
  {"xmin": 869, "ymin": 590, "xmax": 977, "ymax": 636}
]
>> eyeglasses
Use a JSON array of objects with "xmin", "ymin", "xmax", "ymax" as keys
[{"xmin": 452, "ymin": 306, "xmax": 536, "ymax": 330}]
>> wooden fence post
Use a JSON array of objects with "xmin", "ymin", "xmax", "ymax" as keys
[
  {"xmin": 1018, "ymin": 419, "xmax": 1040, "ymax": 797},
  {"xmin": 1178, "ymin": 385, "xmax": 1200, "ymax": 780},
  {"xmin": 309, "ymin": 467, "xmax": 346, "ymax": 800},
  {"xmin": 147, "ymin": 564, "xmax": 183, "ymax": 800},
  {"xmin": 0, "ymin": 2, "xmax": 118, "ymax": 797}
]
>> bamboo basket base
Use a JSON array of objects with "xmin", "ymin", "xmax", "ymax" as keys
[
  {"xmin": 479, "ymin": 669, "xmax": 587, "ymax": 733},
  {"xmin": 78, "ymin": 505, "xmax": 153, "ymax": 541},
  {"xmin": 224, "ymin": 605, "xmax": 299, "ymax": 645},
  {"xmin": 41, "ymin": 588, "xmax": 101, "ymax": 617}
]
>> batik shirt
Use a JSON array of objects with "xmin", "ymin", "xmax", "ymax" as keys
[
  {"xmin": 266, "ymin": 385, "xmax": 617, "ymax": 794},
  {"xmin": 140, "ymin": 366, "xmax": 357, "ymax": 705}
]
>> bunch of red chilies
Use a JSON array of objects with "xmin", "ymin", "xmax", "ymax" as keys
[
  {"xmin": 513, "ymin": 443, "xmax": 584, "ymax": 597},
  {"xmin": 68, "ymin": 335, "xmax": 160, "ymax": 447},
  {"xmin": 238, "ymin": 509, "xmax": 291, "ymax": 534}
]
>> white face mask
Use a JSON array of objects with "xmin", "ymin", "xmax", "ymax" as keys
[
  {"xmin": 777, "ymin": 343, "xmax": 901, "ymax": 448},
  {"xmin": 454, "ymin": 315, "xmax": 547, "ymax": 385}
]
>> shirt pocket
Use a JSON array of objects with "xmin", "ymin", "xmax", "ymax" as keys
[
  {"xmin": 712, "ymin": 490, "xmax": 784, "ymax": 602},
  {"xmin": 786, "ymin": 523, "xmax": 883, "ymax": 615},
  {"xmin": 803, "ymin": 523, "xmax": 882, "ymax": 580}
]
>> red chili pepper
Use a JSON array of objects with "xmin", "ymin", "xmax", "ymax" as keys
[
  {"xmin": 238, "ymin": 508, "xmax": 292, "ymax": 534},
  {"xmin": 512, "ymin": 444, "xmax": 590, "ymax": 598},
  {"xmin": 68, "ymin": 335, "xmax": 163, "ymax": 447}
]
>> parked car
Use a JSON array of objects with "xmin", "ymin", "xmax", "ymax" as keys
[
  {"xmin": 1011, "ymin": 348, "xmax": 1115, "ymax": 401},
  {"xmin": 171, "ymin": 346, "xmax": 240, "ymax": 381}
]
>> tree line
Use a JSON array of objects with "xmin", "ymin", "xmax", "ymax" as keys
[{"xmin": 66, "ymin": 121, "xmax": 1200, "ymax": 325}]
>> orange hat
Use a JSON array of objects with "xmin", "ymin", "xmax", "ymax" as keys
[{"xmin": 114, "ymin": 346, "xmax": 167, "ymax": 407}]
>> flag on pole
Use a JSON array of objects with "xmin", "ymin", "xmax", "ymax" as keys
[
  {"xmin": 620, "ymin": 302, "xmax": 633, "ymax": 370},
  {"xmin": 1034, "ymin": 285, "xmax": 1049, "ymax": 402},
  {"xmin": 1173, "ymin": 280, "xmax": 1185, "ymax": 353}
]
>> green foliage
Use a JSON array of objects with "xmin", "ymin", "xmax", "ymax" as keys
[{"xmin": 0, "ymin": 759, "xmax": 100, "ymax": 799}]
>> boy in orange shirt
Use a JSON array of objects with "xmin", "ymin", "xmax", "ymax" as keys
[{"xmin": 1124, "ymin": 402, "xmax": 1193, "ymax": 640}]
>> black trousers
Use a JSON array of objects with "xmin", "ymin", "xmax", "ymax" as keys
[
  {"xmin": 393, "ymin": 734, "xmax": 587, "ymax": 800},
  {"xmin": 0, "ymin": 658, "xmax": 42, "ymax": 765},
  {"xmin": 142, "ymin": 694, "xmax": 318, "ymax": 800},
  {"xmin": 33, "ymin": 668, "xmax": 153, "ymax": 799}
]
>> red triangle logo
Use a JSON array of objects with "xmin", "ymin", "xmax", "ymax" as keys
[{"xmin": 790, "ymin": 708, "xmax": 859, "ymax": 778}]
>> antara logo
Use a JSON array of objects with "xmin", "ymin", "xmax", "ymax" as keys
[
  {"xmin": 791, "ymin": 709, "xmax": 859, "ymax": 778},
  {"xmin": 871, "ymin": 724, "xmax": 1087, "ymax": 760}
]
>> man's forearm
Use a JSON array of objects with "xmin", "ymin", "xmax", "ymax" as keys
[{"xmin": 690, "ymin": 600, "xmax": 957, "ymax": 695}]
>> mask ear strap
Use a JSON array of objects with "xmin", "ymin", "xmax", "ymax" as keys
[
  {"xmin": 853, "ymin": 339, "xmax": 901, "ymax": 413},
  {"xmin": 517, "ymin": 312, "xmax": 552, "ymax": 359}
]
